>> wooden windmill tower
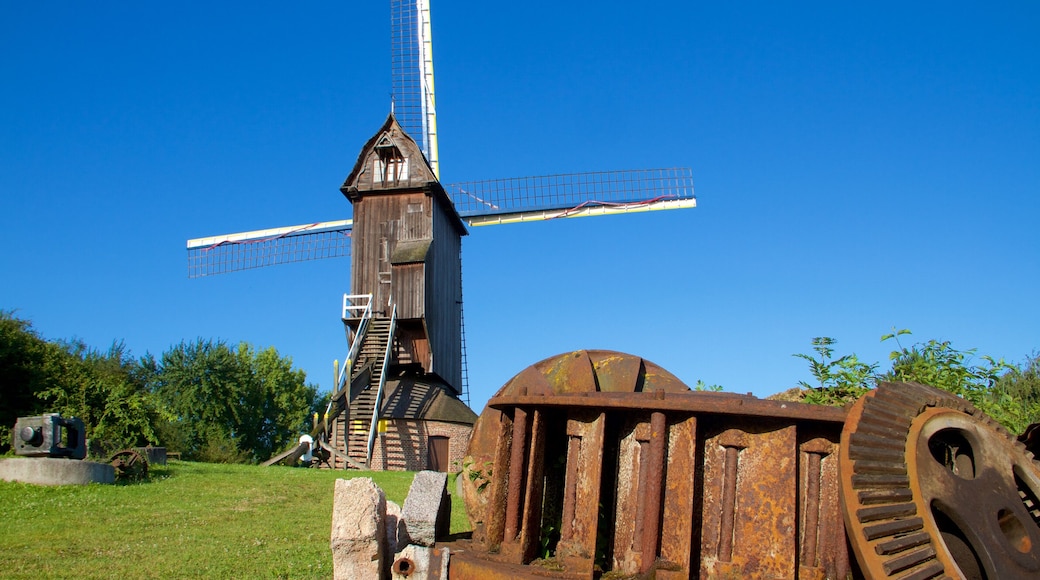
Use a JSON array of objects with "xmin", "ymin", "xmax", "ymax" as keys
[{"xmin": 187, "ymin": 0, "xmax": 696, "ymax": 471}]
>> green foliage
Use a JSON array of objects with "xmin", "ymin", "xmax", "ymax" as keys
[
  {"xmin": 694, "ymin": 380, "xmax": 723, "ymax": 392},
  {"xmin": 881, "ymin": 329, "xmax": 1011, "ymax": 400},
  {"xmin": 36, "ymin": 340, "xmax": 170, "ymax": 455},
  {"xmin": 462, "ymin": 458, "xmax": 493, "ymax": 495},
  {"xmin": 154, "ymin": 339, "xmax": 318, "ymax": 463},
  {"xmin": 880, "ymin": 330, "xmax": 1021, "ymax": 428},
  {"xmin": 0, "ymin": 312, "xmax": 166, "ymax": 455},
  {"xmin": 795, "ymin": 330, "xmax": 1038, "ymax": 434},
  {"xmin": 989, "ymin": 353, "xmax": 1040, "ymax": 434},
  {"xmin": 0, "ymin": 311, "xmax": 54, "ymax": 450},
  {"xmin": 1, "ymin": 311, "xmax": 317, "ymax": 463},
  {"xmin": 793, "ymin": 337, "xmax": 877, "ymax": 406},
  {"xmin": 242, "ymin": 344, "xmax": 318, "ymax": 461}
]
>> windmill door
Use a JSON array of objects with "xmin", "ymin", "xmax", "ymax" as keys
[
  {"xmin": 376, "ymin": 220, "xmax": 395, "ymax": 315},
  {"xmin": 428, "ymin": 436, "xmax": 449, "ymax": 472}
]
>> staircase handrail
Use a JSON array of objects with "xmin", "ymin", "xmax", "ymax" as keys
[
  {"xmin": 337, "ymin": 294, "xmax": 373, "ymax": 394},
  {"xmin": 366, "ymin": 302, "xmax": 396, "ymax": 467},
  {"xmin": 323, "ymin": 294, "xmax": 373, "ymax": 437},
  {"xmin": 342, "ymin": 293, "xmax": 373, "ymax": 320}
]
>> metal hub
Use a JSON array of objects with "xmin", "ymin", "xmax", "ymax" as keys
[{"xmin": 841, "ymin": 382, "xmax": 1040, "ymax": 579}]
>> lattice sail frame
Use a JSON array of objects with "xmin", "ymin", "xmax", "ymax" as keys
[
  {"xmin": 448, "ymin": 167, "xmax": 696, "ymax": 226},
  {"xmin": 186, "ymin": 1, "xmax": 697, "ymax": 278},
  {"xmin": 186, "ymin": 220, "xmax": 352, "ymax": 278},
  {"xmin": 391, "ymin": 0, "xmax": 438, "ymax": 178},
  {"xmin": 186, "ymin": 167, "xmax": 694, "ymax": 277}
]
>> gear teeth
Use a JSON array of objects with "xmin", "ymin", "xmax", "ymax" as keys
[
  {"xmin": 874, "ymin": 532, "xmax": 931, "ymax": 555},
  {"xmin": 843, "ymin": 381, "xmax": 1040, "ymax": 579},
  {"xmin": 843, "ymin": 383, "xmax": 951, "ymax": 579},
  {"xmin": 859, "ymin": 488, "xmax": 914, "ymax": 505}
]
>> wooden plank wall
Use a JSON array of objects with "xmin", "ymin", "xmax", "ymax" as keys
[
  {"xmin": 426, "ymin": 191, "xmax": 463, "ymax": 394},
  {"xmin": 349, "ymin": 181, "xmax": 463, "ymax": 394},
  {"xmin": 352, "ymin": 190, "xmax": 430, "ymax": 317}
]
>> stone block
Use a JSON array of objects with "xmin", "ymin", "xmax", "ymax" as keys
[
  {"xmin": 391, "ymin": 545, "xmax": 449, "ymax": 580},
  {"xmin": 331, "ymin": 477, "xmax": 387, "ymax": 580},
  {"xmin": 386, "ymin": 500, "xmax": 405, "ymax": 557},
  {"xmin": 0, "ymin": 457, "xmax": 114, "ymax": 485},
  {"xmin": 401, "ymin": 470, "xmax": 450, "ymax": 547}
]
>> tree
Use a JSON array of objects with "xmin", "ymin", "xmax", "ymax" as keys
[
  {"xmin": 1, "ymin": 311, "xmax": 169, "ymax": 455},
  {"xmin": 153, "ymin": 339, "xmax": 317, "ymax": 463},
  {"xmin": 34, "ymin": 340, "xmax": 169, "ymax": 455},
  {"xmin": 0, "ymin": 311, "xmax": 55, "ymax": 450},
  {"xmin": 153, "ymin": 339, "xmax": 247, "ymax": 462},
  {"xmin": 77, "ymin": 343, "xmax": 167, "ymax": 454},
  {"xmin": 2, "ymin": 311, "xmax": 318, "ymax": 461},
  {"xmin": 233, "ymin": 343, "xmax": 316, "ymax": 462}
]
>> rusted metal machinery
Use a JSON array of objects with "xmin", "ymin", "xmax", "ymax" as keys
[
  {"xmin": 842, "ymin": 382, "xmax": 1040, "ymax": 579},
  {"xmin": 446, "ymin": 350, "xmax": 1040, "ymax": 579},
  {"xmin": 109, "ymin": 449, "xmax": 149, "ymax": 482}
]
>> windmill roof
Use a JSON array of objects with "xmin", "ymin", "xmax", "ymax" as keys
[
  {"xmin": 379, "ymin": 370, "xmax": 478, "ymax": 425},
  {"xmin": 341, "ymin": 113, "xmax": 467, "ymax": 236},
  {"xmin": 342, "ymin": 114, "xmax": 425, "ymax": 188}
]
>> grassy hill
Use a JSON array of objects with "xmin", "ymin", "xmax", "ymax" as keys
[{"xmin": 0, "ymin": 460, "xmax": 469, "ymax": 579}]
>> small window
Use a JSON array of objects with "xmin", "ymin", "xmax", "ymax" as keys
[{"xmin": 374, "ymin": 139, "xmax": 408, "ymax": 185}]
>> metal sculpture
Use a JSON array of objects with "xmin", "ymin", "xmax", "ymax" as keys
[
  {"xmin": 438, "ymin": 354, "xmax": 1040, "ymax": 579},
  {"xmin": 453, "ymin": 350, "xmax": 851, "ymax": 579},
  {"xmin": 13, "ymin": 413, "xmax": 87, "ymax": 460}
]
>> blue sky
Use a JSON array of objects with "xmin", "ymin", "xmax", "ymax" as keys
[{"xmin": 2, "ymin": 2, "xmax": 1037, "ymax": 412}]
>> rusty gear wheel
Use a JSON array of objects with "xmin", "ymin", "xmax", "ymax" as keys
[
  {"xmin": 110, "ymin": 449, "xmax": 149, "ymax": 482},
  {"xmin": 840, "ymin": 382, "xmax": 1040, "ymax": 579}
]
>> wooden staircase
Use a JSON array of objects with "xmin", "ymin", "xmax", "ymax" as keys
[{"xmin": 331, "ymin": 317, "xmax": 392, "ymax": 468}]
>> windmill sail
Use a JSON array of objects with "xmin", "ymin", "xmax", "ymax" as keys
[
  {"xmin": 186, "ymin": 0, "xmax": 696, "ymax": 279},
  {"xmin": 391, "ymin": 0, "xmax": 438, "ymax": 178},
  {"xmin": 186, "ymin": 166, "xmax": 695, "ymax": 277},
  {"xmin": 448, "ymin": 168, "xmax": 695, "ymax": 226},
  {"xmin": 186, "ymin": 220, "xmax": 352, "ymax": 278}
]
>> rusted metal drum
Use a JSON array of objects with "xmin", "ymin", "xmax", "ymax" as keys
[{"xmin": 460, "ymin": 349, "xmax": 691, "ymax": 532}]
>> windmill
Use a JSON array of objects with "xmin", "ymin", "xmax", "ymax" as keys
[{"xmin": 186, "ymin": 0, "xmax": 696, "ymax": 471}]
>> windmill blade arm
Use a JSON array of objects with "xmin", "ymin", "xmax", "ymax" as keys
[
  {"xmin": 186, "ymin": 220, "xmax": 352, "ymax": 278},
  {"xmin": 462, "ymin": 197, "xmax": 698, "ymax": 227},
  {"xmin": 447, "ymin": 168, "xmax": 695, "ymax": 225},
  {"xmin": 391, "ymin": 0, "xmax": 438, "ymax": 176}
]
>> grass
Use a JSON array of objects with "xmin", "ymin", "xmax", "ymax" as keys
[{"xmin": 0, "ymin": 460, "xmax": 471, "ymax": 579}]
